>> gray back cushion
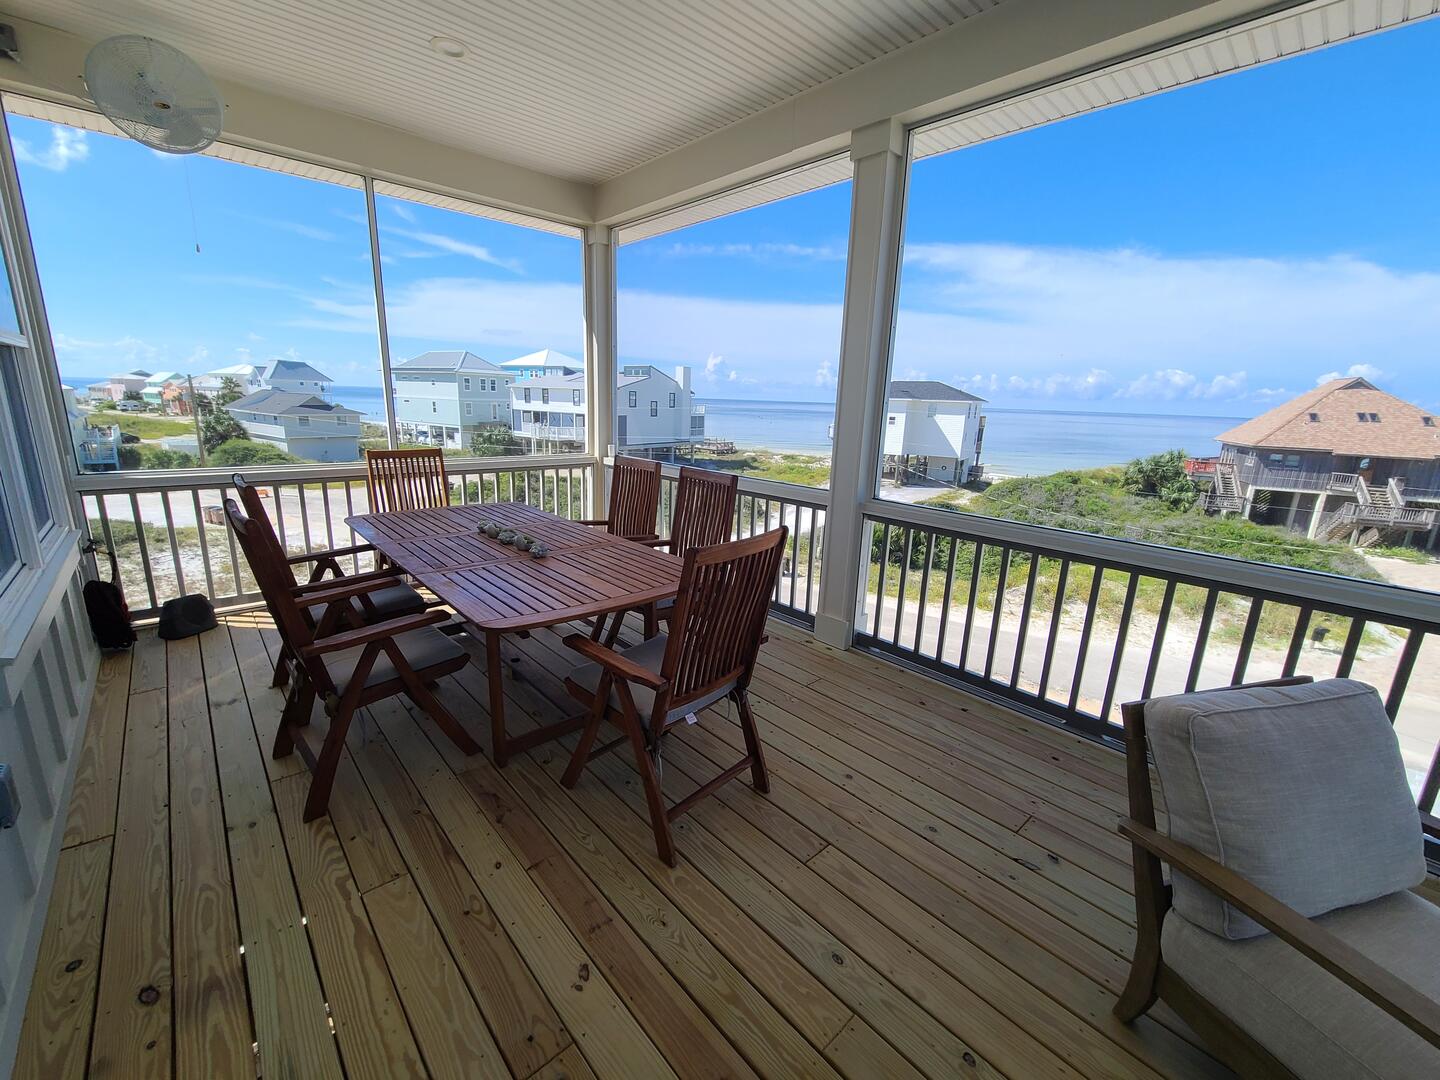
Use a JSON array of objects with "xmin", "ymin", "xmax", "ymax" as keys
[{"xmin": 1145, "ymin": 679, "xmax": 1425, "ymax": 940}]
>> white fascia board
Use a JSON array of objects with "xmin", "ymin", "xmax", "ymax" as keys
[
  {"xmin": 0, "ymin": 16, "xmax": 593, "ymax": 227},
  {"xmin": 594, "ymin": 0, "xmax": 1288, "ymax": 225}
]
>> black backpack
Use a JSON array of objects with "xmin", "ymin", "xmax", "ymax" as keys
[{"xmin": 83, "ymin": 544, "xmax": 136, "ymax": 650}]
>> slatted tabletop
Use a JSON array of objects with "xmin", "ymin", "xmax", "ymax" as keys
[
  {"xmin": 348, "ymin": 502, "xmax": 684, "ymax": 764},
  {"xmin": 348, "ymin": 503, "xmax": 681, "ymax": 624}
]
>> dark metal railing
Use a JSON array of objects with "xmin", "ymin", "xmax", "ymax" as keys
[
  {"xmin": 648, "ymin": 464, "xmax": 827, "ymax": 626},
  {"xmin": 855, "ymin": 502, "xmax": 1440, "ymax": 810}
]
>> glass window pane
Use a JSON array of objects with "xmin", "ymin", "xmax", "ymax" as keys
[
  {"xmin": 616, "ymin": 178, "xmax": 851, "ymax": 487},
  {"xmin": 9, "ymin": 111, "xmax": 376, "ymax": 471},
  {"xmin": 374, "ymin": 187, "xmax": 583, "ymax": 458},
  {"xmin": 0, "ymin": 475, "xmax": 18, "ymax": 587},
  {"xmin": 886, "ymin": 19, "xmax": 1440, "ymax": 588},
  {"xmin": 0, "ymin": 344, "xmax": 52, "ymax": 531}
]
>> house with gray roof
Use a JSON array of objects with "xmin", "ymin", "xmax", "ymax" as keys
[
  {"xmin": 262, "ymin": 359, "xmax": 334, "ymax": 398},
  {"xmin": 882, "ymin": 380, "xmax": 986, "ymax": 486},
  {"xmin": 226, "ymin": 390, "xmax": 361, "ymax": 462},
  {"xmin": 392, "ymin": 350, "xmax": 514, "ymax": 450}
]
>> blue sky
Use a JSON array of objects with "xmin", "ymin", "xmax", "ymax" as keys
[{"xmin": 12, "ymin": 14, "xmax": 1440, "ymax": 414}]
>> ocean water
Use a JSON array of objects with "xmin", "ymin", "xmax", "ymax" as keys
[{"xmin": 327, "ymin": 385, "xmax": 1242, "ymax": 478}]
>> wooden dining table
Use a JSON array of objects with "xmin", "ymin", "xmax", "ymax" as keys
[{"xmin": 347, "ymin": 501, "xmax": 682, "ymax": 765}]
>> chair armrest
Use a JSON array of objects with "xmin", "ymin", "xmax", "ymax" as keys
[
  {"xmin": 622, "ymin": 532, "xmax": 660, "ymax": 543},
  {"xmin": 287, "ymin": 542, "xmax": 375, "ymax": 564},
  {"xmin": 294, "ymin": 573, "xmax": 409, "ymax": 609},
  {"xmin": 579, "ymin": 518, "xmax": 609, "ymax": 527},
  {"xmin": 302, "ymin": 610, "xmax": 448, "ymax": 656},
  {"xmin": 562, "ymin": 633, "xmax": 668, "ymax": 690},
  {"xmin": 1422, "ymin": 810, "xmax": 1440, "ymax": 841},
  {"xmin": 1119, "ymin": 819, "xmax": 1440, "ymax": 1051},
  {"xmin": 292, "ymin": 565, "xmax": 404, "ymax": 595},
  {"xmin": 640, "ymin": 537, "xmax": 671, "ymax": 549}
]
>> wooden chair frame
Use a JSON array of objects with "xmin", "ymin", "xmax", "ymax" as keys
[
  {"xmin": 582, "ymin": 455, "xmax": 662, "ymax": 542},
  {"xmin": 365, "ymin": 447, "xmax": 450, "ymax": 514},
  {"xmin": 604, "ymin": 466, "xmax": 739, "ymax": 643},
  {"xmin": 233, "ymin": 474, "xmax": 430, "ymax": 688},
  {"xmin": 1116, "ymin": 677, "xmax": 1440, "ymax": 1076},
  {"xmin": 560, "ymin": 527, "xmax": 787, "ymax": 865},
  {"xmin": 225, "ymin": 496, "xmax": 480, "ymax": 821}
]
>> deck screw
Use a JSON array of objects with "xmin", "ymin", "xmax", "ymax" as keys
[{"xmin": 64, "ymin": 959, "xmax": 83, "ymax": 973}]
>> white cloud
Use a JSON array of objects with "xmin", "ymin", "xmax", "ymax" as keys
[
  {"xmin": 727, "ymin": 369, "xmax": 739, "ymax": 381},
  {"xmin": 247, "ymin": 216, "xmax": 337, "ymax": 242},
  {"xmin": 1317, "ymin": 362, "xmax": 1387, "ymax": 385},
  {"xmin": 663, "ymin": 241, "xmax": 845, "ymax": 262},
  {"xmin": 14, "ymin": 128, "xmax": 89, "ymax": 172},
  {"xmin": 382, "ymin": 227, "xmax": 523, "ymax": 272},
  {"xmin": 1005, "ymin": 368, "xmax": 1112, "ymax": 399},
  {"xmin": 814, "ymin": 358, "xmax": 836, "ymax": 388},
  {"xmin": 389, "ymin": 202, "xmax": 418, "ymax": 224},
  {"xmin": 1118, "ymin": 368, "xmax": 1249, "ymax": 401},
  {"xmin": 703, "ymin": 352, "xmax": 726, "ymax": 381},
  {"xmin": 53, "ymin": 332, "xmax": 159, "ymax": 365}
]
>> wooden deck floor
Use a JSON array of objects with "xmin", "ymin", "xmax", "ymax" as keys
[{"xmin": 14, "ymin": 611, "xmax": 1242, "ymax": 1079}]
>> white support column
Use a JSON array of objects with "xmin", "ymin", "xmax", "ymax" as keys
[
  {"xmin": 363, "ymin": 176, "xmax": 400, "ymax": 449},
  {"xmin": 814, "ymin": 118, "xmax": 908, "ymax": 649},
  {"xmin": 583, "ymin": 225, "xmax": 616, "ymax": 518}
]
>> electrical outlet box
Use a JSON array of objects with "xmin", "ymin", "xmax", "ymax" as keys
[{"xmin": 0, "ymin": 763, "xmax": 18, "ymax": 828}]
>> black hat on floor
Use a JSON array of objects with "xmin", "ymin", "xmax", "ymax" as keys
[{"xmin": 157, "ymin": 594, "xmax": 218, "ymax": 640}]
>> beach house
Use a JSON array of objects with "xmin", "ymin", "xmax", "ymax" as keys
[
  {"xmin": 1209, "ymin": 377, "xmax": 1440, "ymax": 547},
  {"xmin": 193, "ymin": 362, "xmax": 265, "ymax": 398},
  {"xmin": 61, "ymin": 386, "xmax": 120, "ymax": 471},
  {"xmin": 392, "ymin": 350, "xmax": 514, "ymax": 450},
  {"xmin": 881, "ymin": 380, "xmax": 986, "ymax": 486},
  {"xmin": 510, "ymin": 364, "xmax": 702, "ymax": 455},
  {"xmin": 85, "ymin": 367, "xmax": 150, "ymax": 402},
  {"xmin": 499, "ymin": 348, "xmax": 583, "ymax": 380},
  {"xmin": 260, "ymin": 358, "xmax": 334, "ymax": 398},
  {"xmin": 224, "ymin": 389, "xmax": 362, "ymax": 461}
]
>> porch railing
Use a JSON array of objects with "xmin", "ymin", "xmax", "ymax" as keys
[
  {"xmin": 854, "ymin": 500, "xmax": 1440, "ymax": 810},
  {"xmin": 634, "ymin": 462, "xmax": 828, "ymax": 626},
  {"xmin": 74, "ymin": 454, "xmax": 595, "ymax": 619}
]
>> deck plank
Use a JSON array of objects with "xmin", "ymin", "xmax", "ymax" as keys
[
  {"xmin": 87, "ymin": 686, "xmax": 171, "ymax": 1079},
  {"xmin": 60, "ymin": 652, "xmax": 132, "ymax": 849},
  {"xmin": 12, "ymin": 838, "xmax": 113, "ymax": 1080},
  {"xmin": 168, "ymin": 636, "xmax": 252, "ymax": 1079},
  {"xmin": 362, "ymin": 874, "xmax": 510, "ymax": 1080},
  {"xmin": 201, "ymin": 627, "xmax": 344, "ymax": 1080}
]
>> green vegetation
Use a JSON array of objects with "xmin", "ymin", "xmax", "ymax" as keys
[
  {"xmin": 700, "ymin": 451, "xmax": 831, "ymax": 487},
  {"xmin": 1121, "ymin": 448, "xmax": 1197, "ymax": 509},
  {"xmin": 118, "ymin": 444, "xmax": 197, "ymax": 470},
  {"xmin": 87, "ymin": 413, "xmax": 193, "ymax": 439},
  {"xmin": 208, "ymin": 439, "xmax": 302, "ymax": 466},
  {"xmin": 202, "ymin": 410, "xmax": 248, "ymax": 452}
]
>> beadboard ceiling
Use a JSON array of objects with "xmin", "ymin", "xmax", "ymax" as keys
[{"xmin": 7, "ymin": 0, "xmax": 1005, "ymax": 183}]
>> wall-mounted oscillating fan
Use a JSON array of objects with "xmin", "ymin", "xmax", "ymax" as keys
[{"xmin": 83, "ymin": 35, "xmax": 223, "ymax": 154}]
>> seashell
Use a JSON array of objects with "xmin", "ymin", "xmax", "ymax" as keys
[{"xmin": 528, "ymin": 543, "xmax": 549, "ymax": 559}]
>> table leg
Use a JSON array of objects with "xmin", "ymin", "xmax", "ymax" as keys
[{"xmin": 487, "ymin": 629, "xmax": 508, "ymax": 766}]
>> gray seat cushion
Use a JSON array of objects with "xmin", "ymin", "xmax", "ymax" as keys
[
  {"xmin": 342, "ymin": 582, "xmax": 427, "ymax": 621},
  {"xmin": 1145, "ymin": 678, "xmax": 1425, "ymax": 939},
  {"xmin": 1163, "ymin": 893, "xmax": 1440, "ymax": 1079},
  {"xmin": 567, "ymin": 634, "xmax": 734, "ymax": 729},
  {"xmin": 327, "ymin": 626, "xmax": 466, "ymax": 695}
]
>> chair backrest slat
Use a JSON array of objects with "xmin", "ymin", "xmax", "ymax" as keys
[
  {"xmin": 609, "ymin": 456, "xmax": 663, "ymax": 538},
  {"xmin": 223, "ymin": 490, "xmax": 336, "ymax": 694},
  {"xmin": 666, "ymin": 467, "xmax": 738, "ymax": 558},
  {"xmin": 366, "ymin": 448, "xmax": 450, "ymax": 513},
  {"xmin": 658, "ymin": 527, "xmax": 787, "ymax": 716}
]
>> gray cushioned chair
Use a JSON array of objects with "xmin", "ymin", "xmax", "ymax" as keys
[{"xmin": 1114, "ymin": 677, "xmax": 1440, "ymax": 1078}]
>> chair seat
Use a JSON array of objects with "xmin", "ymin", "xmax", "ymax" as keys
[
  {"xmin": 328, "ymin": 626, "xmax": 467, "ymax": 695},
  {"xmin": 1162, "ymin": 891, "xmax": 1440, "ymax": 1079},
  {"xmin": 337, "ymin": 582, "xmax": 428, "ymax": 622},
  {"xmin": 567, "ymin": 633, "xmax": 734, "ymax": 729}
]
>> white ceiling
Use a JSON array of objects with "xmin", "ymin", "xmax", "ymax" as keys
[{"xmin": 9, "ymin": 0, "xmax": 1005, "ymax": 184}]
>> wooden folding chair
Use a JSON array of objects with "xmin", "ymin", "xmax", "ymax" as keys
[
  {"xmin": 365, "ymin": 447, "xmax": 450, "ymax": 513},
  {"xmin": 616, "ymin": 466, "xmax": 738, "ymax": 641},
  {"xmin": 560, "ymin": 527, "xmax": 787, "ymax": 865},
  {"xmin": 583, "ymin": 455, "xmax": 664, "ymax": 640},
  {"xmin": 232, "ymin": 474, "xmax": 430, "ymax": 688},
  {"xmin": 224, "ymin": 496, "xmax": 480, "ymax": 821},
  {"xmin": 582, "ymin": 455, "xmax": 662, "ymax": 541}
]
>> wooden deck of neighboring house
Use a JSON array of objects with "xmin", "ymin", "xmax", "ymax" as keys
[{"xmin": 22, "ymin": 611, "xmax": 1435, "ymax": 1079}]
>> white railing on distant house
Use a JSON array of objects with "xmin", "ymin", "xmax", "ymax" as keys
[
  {"xmin": 73, "ymin": 454, "xmax": 595, "ymax": 619},
  {"xmin": 854, "ymin": 499, "xmax": 1440, "ymax": 813}
]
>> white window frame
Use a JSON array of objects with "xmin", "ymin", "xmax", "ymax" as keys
[
  {"xmin": 463, "ymin": 376, "xmax": 471, "ymax": 391},
  {"xmin": 465, "ymin": 402, "xmax": 473, "ymax": 416}
]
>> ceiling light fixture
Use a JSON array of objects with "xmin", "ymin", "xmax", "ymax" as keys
[{"xmin": 429, "ymin": 36, "xmax": 467, "ymax": 59}]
